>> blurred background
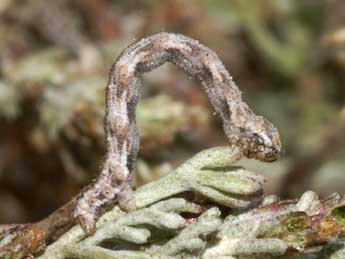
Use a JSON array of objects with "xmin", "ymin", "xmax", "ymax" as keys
[{"xmin": 0, "ymin": 0, "xmax": 344, "ymax": 225}]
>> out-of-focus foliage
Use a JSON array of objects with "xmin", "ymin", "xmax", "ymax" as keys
[{"xmin": 0, "ymin": 0, "xmax": 344, "ymax": 228}]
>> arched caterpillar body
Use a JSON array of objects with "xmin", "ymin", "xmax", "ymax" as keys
[{"xmin": 74, "ymin": 32, "xmax": 281, "ymax": 235}]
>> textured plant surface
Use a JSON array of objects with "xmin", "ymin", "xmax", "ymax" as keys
[
  {"xmin": 1, "ymin": 149, "xmax": 345, "ymax": 258},
  {"xmin": 32, "ymin": 147, "xmax": 345, "ymax": 259},
  {"xmin": 2, "ymin": 147, "xmax": 344, "ymax": 258}
]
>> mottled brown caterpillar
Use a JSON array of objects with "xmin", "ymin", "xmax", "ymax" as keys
[{"xmin": 74, "ymin": 32, "xmax": 282, "ymax": 235}]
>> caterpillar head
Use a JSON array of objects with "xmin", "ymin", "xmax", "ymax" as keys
[{"xmin": 229, "ymin": 118, "xmax": 282, "ymax": 162}]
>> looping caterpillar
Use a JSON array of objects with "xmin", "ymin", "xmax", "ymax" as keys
[{"xmin": 74, "ymin": 32, "xmax": 281, "ymax": 235}]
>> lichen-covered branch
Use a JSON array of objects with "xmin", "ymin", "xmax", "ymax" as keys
[
  {"xmin": 135, "ymin": 146, "xmax": 264, "ymax": 208},
  {"xmin": 2, "ymin": 146, "xmax": 344, "ymax": 259},
  {"xmin": 39, "ymin": 183, "xmax": 345, "ymax": 259},
  {"xmin": 0, "ymin": 146, "xmax": 264, "ymax": 258},
  {"xmin": 32, "ymin": 148, "xmax": 345, "ymax": 259},
  {"xmin": 36, "ymin": 146, "xmax": 264, "ymax": 259}
]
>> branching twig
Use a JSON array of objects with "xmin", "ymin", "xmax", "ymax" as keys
[
  {"xmin": 0, "ymin": 146, "xmax": 264, "ymax": 258},
  {"xmin": 37, "ymin": 154, "xmax": 345, "ymax": 259},
  {"xmin": 38, "ymin": 146, "xmax": 264, "ymax": 259},
  {"xmin": 2, "ymin": 147, "xmax": 345, "ymax": 259}
]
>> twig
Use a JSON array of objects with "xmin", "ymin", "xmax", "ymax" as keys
[
  {"xmin": 38, "ymin": 146, "xmax": 265, "ymax": 259},
  {"xmin": 39, "ymin": 179, "xmax": 345, "ymax": 259},
  {"xmin": 0, "ymin": 146, "xmax": 264, "ymax": 258}
]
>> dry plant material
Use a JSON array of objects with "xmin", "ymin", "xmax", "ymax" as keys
[{"xmin": 74, "ymin": 32, "xmax": 282, "ymax": 235}]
